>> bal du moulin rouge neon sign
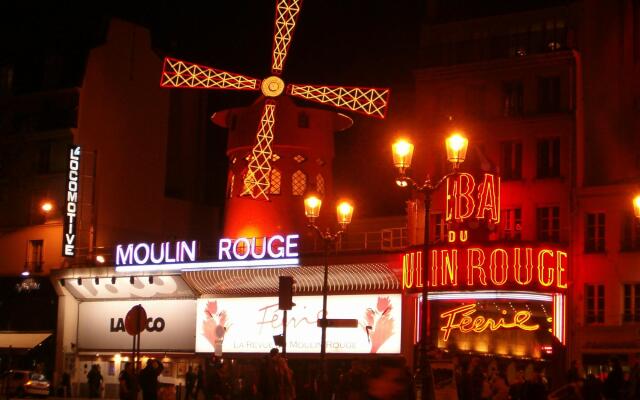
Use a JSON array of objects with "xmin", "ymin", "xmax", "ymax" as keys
[{"xmin": 403, "ymin": 173, "xmax": 568, "ymax": 291}]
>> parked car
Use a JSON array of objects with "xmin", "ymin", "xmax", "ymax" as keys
[{"xmin": 1, "ymin": 370, "xmax": 50, "ymax": 397}]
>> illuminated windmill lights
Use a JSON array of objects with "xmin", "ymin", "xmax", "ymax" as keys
[{"xmin": 161, "ymin": 0, "xmax": 390, "ymax": 201}]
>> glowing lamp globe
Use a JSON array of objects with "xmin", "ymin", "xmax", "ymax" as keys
[
  {"xmin": 446, "ymin": 133, "xmax": 468, "ymax": 166},
  {"xmin": 337, "ymin": 201, "xmax": 354, "ymax": 227},
  {"xmin": 392, "ymin": 139, "xmax": 414, "ymax": 172},
  {"xmin": 304, "ymin": 195, "xmax": 322, "ymax": 221},
  {"xmin": 40, "ymin": 201, "xmax": 54, "ymax": 213},
  {"xmin": 634, "ymin": 195, "xmax": 640, "ymax": 219}
]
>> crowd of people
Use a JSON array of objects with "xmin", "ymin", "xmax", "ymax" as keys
[{"xmin": 77, "ymin": 353, "xmax": 640, "ymax": 400}]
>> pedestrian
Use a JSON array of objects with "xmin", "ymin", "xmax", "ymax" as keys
[
  {"xmin": 194, "ymin": 364, "xmax": 205, "ymax": 400},
  {"xmin": 566, "ymin": 360, "xmax": 581, "ymax": 384},
  {"xmin": 628, "ymin": 362, "xmax": 640, "ymax": 400},
  {"xmin": 87, "ymin": 364, "xmax": 104, "ymax": 399},
  {"xmin": 119, "ymin": 362, "xmax": 139, "ymax": 400},
  {"xmin": 583, "ymin": 373, "xmax": 603, "ymax": 400},
  {"xmin": 61, "ymin": 371, "xmax": 72, "ymax": 398},
  {"xmin": 603, "ymin": 358, "xmax": 624, "ymax": 400},
  {"xmin": 521, "ymin": 366, "xmax": 547, "ymax": 400},
  {"xmin": 185, "ymin": 366, "xmax": 196, "ymax": 400},
  {"xmin": 274, "ymin": 356, "xmax": 295, "ymax": 400},
  {"xmin": 139, "ymin": 359, "xmax": 164, "ymax": 400}
]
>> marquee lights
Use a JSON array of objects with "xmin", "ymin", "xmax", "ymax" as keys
[
  {"xmin": 403, "ymin": 246, "xmax": 568, "ymax": 291},
  {"xmin": 439, "ymin": 303, "xmax": 540, "ymax": 342},
  {"xmin": 115, "ymin": 234, "xmax": 300, "ymax": 273},
  {"xmin": 446, "ymin": 173, "xmax": 500, "ymax": 223}
]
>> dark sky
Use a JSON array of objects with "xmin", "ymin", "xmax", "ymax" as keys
[{"xmin": 1, "ymin": 1, "xmax": 423, "ymax": 217}]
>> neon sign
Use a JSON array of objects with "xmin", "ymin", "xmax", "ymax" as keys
[
  {"xmin": 63, "ymin": 145, "xmax": 81, "ymax": 257},
  {"xmin": 439, "ymin": 303, "xmax": 539, "ymax": 341},
  {"xmin": 114, "ymin": 234, "xmax": 300, "ymax": 273},
  {"xmin": 446, "ymin": 173, "xmax": 500, "ymax": 223},
  {"xmin": 402, "ymin": 246, "xmax": 568, "ymax": 291},
  {"xmin": 218, "ymin": 234, "xmax": 298, "ymax": 261},
  {"xmin": 116, "ymin": 241, "xmax": 197, "ymax": 266}
]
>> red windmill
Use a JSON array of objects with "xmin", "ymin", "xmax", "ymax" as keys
[{"xmin": 160, "ymin": 0, "xmax": 390, "ymax": 202}]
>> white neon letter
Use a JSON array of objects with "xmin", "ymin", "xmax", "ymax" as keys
[
  {"xmin": 267, "ymin": 235, "xmax": 285, "ymax": 258},
  {"xmin": 116, "ymin": 244, "xmax": 134, "ymax": 265},
  {"xmin": 218, "ymin": 238, "xmax": 232, "ymax": 260},
  {"xmin": 286, "ymin": 234, "xmax": 299, "ymax": 257}
]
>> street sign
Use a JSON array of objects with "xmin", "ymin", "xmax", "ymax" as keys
[
  {"xmin": 317, "ymin": 318, "xmax": 358, "ymax": 328},
  {"xmin": 125, "ymin": 304, "xmax": 147, "ymax": 336}
]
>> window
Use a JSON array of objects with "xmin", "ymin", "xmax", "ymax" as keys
[
  {"xmin": 269, "ymin": 169, "xmax": 281, "ymax": 195},
  {"xmin": 624, "ymin": 284, "xmax": 640, "ymax": 322},
  {"xmin": 538, "ymin": 76, "xmax": 561, "ymax": 113},
  {"xmin": 537, "ymin": 206, "xmax": 560, "ymax": 242},
  {"xmin": 500, "ymin": 141, "xmax": 522, "ymax": 180},
  {"xmin": 433, "ymin": 213, "xmax": 447, "ymax": 243},
  {"xmin": 501, "ymin": 208, "xmax": 522, "ymax": 241},
  {"xmin": 585, "ymin": 284, "xmax": 605, "ymax": 324},
  {"xmin": 585, "ymin": 213, "xmax": 606, "ymax": 253},
  {"xmin": 298, "ymin": 112, "xmax": 309, "ymax": 128},
  {"xmin": 622, "ymin": 213, "xmax": 640, "ymax": 251},
  {"xmin": 291, "ymin": 170, "xmax": 306, "ymax": 196},
  {"xmin": 316, "ymin": 174, "xmax": 325, "ymax": 195},
  {"xmin": 227, "ymin": 173, "xmax": 235, "ymax": 198},
  {"xmin": 36, "ymin": 141, "xmax": 52, "ymax": 174},
  {"xmin": 502, "ymin": 81, "xmax": 523, "ymax": 116},
  {"xmin": 26, "ymin": 239, "xmax": 44, "ymax": 273},
  {"xmin": 536, "ymin": 137, "xmax": 560, "ymax": 178}
]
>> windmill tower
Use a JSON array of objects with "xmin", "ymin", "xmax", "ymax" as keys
[{"xmin": 161, "ymin": 0, "xmax": 390, "ymax": 238}]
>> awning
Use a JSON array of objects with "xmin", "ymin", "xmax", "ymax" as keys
[
  {"xmin": 0, "ymin": 332, "xmax": 52, "ymax": 350},
  {"xmin": 183, "ymin": 263, "xmax": 400, "ymax": 296}
]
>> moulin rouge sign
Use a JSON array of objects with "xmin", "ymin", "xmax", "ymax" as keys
[
  {"xmin": 114, "ymin": 234, "xmax": 300, "ymax": 273},
  {"xmin": 403, "ymin": 172, "xmax": 568, "ymax": 292}
]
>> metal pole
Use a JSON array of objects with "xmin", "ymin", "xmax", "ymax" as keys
[
  {"xmin": 320, "ymin": 238, "xmax": 329, "ymax": 399},
  {"xmin": 421, "ymin": 194, "xmax": 434, "ymax": 400},
  {"xmin": 283, "ymin": 309, "xmax": 288, "ymax": 355}
]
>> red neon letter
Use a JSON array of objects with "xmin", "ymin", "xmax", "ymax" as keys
[
  {"xmin": 537, "ymin": 249, "xmax": 555, "ymax": 287},
  {"xmin": 402, "ymin": 253, "xmax": 414, "ymax": 289},
  {"xmin": 489, "ymin": 248, "xmax": 509, "ymax": 286},
  {"xmin": 443, "ymin": 250, "xmax": 459, "ymax": 287},
  {"xmin": 446, "ymin": 174, "xmax": 476, "ymax": 222},
  {"xmin": 556, "ymin": 251, "xmax": 568, "ymax": 289},
  {"xmin": 513, "ymin": 248, "xmax": 534, "ymax": 286},
  {"xmin": 466, "ymin": 248, "xmax": 487, "ymax": 286},
  {"xmin": 475, "ymin": 174, "xmax": 500, "ymax": 223},
  {"xmin": 457, "ymin": 174, "xmax": 476, "ymax": 221}
]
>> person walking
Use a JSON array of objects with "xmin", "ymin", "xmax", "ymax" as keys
[
  {"xmin": 194, "ymin": 364, "xmax": 205, "ymax": 400},
  {"xmin": 139, "ymin": 359, "xmax": 164, "ymax": 400},
  {"xmin": 119, "ymin": 362, "xmax": 139, "ymax": 400},
  {"xmin": 185, "ymin": 366, "xmax": 197, "ymax": 400},
  {"xmin": 87, "ymin": 364, "xmax": 104, "ymax": 399}
]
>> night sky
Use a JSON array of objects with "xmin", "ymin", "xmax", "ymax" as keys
[{"xmin": 1, "ymin": 1, "xmax": 423, "ymax": 217}]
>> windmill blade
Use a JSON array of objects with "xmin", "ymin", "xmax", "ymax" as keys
[
  {"xmin": 242, "ymin": 100, "xmax": 277, "ymax": 200},
  {"xmin": 271, "ymin": 0, "xmax": 303, "ymax": 75},
  {"xmin": 287, "ymin": 83, "xmax": 390, "ymax": 119},
  {"xmin": 161, "ymin": 57, "xmax": 261, "ymax": 91}
]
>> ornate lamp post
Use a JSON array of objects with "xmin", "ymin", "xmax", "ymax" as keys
[
  {"xmin": 304, "ymin": 195, "xmax": 354, "ymax": 398},
  {"xmin": 391, "ymin": 132, "xmax": 469, "ymax": 400}
]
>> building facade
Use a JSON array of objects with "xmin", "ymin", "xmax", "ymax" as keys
[{"xmin": 415, "ymin": 0, "xmax": 640, "ymax": 377}]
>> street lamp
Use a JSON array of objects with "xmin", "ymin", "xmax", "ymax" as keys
[
  {"xmin": 391, "ymin": 133, "xmax": 469, "ymax": 400},
  {"xmin": 633, "ymin": 194, "xmax": 640, "ymax": 219},
  {"xmin": 304, "ymin": 194, "xmax": 354, "ymax": 398}
]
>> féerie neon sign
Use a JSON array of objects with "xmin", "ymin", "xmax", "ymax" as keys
[
  {"xmin": 115, "ymin": 234, "xmax": 299, "ymax": 272},
  {"xmin": 439, "ymin": 303, "xmax": 539, "ymax": 341}
]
